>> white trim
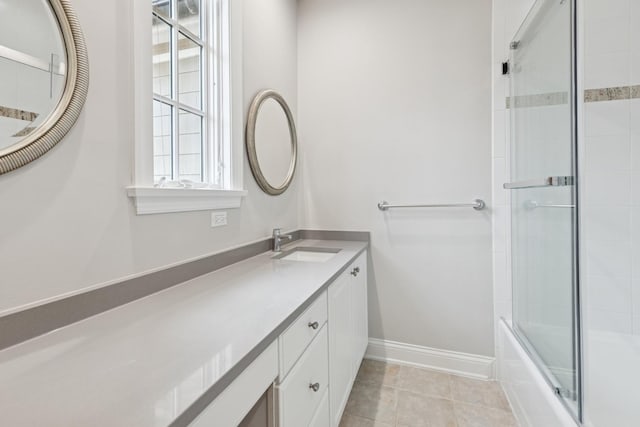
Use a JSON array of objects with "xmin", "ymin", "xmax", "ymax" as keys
[
  {"xmin": 127, "ymin": 187, "xmax": 247, "ymax": 215},
  {"xmin": 132, "ymin": 0, "xmax": 154, "ymax": 187},
  {"xmin": 365, "ymin": 338, "xmax": 495, "ymax": 380},
  {"xmin": 226, "ymin": 0, "xmax": 244, "ymax": 190}
]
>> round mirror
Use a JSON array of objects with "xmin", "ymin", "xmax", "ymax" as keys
[
  {"xmin": 0, "ymin": 0, "xmax": 88, "ymax": 174},
  {"xmin": 246, "ymin": 90, "xmax": 297, "ymax": 195}
]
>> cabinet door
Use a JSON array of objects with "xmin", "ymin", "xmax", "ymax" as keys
[
  {"xmin": 350, "ymin": 252, "xmax": 368, "ymax": 374},
  {"xmin": 308, "ymin": 390, "xmax": 329, "ymax": 427},
  {"xmin": 328, "ymin": 273, "xmax": 352, "ymax": 427}
]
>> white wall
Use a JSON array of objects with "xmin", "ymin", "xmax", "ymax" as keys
[
  {"xmin": 298, "ymin": 0, "xmax": 494, "ymax": 356},
  {"xmin": 0, "ymin": 0, "xmax": 300, "ymax": 313}
]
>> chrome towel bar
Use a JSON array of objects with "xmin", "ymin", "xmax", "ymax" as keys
[{"xmin": 377, "ymin": 199, "xmax": 486, "ymax": 211}]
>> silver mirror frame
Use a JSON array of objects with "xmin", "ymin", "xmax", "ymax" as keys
[
  {"xmin": 0, "ymin": 0, "xmax": 89, "ymax": 175},
  {"xmin": 245, "ymin": 89, "xmax": 297, "ymax": 196}
]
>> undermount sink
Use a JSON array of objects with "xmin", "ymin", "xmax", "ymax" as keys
[{"xmin": 274, "ymin": 247, "xmax": 341, "ymax": 263}]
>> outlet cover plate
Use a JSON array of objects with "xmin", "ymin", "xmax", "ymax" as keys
[{"xmin": 211, "ymin": 211, "xmax": 227, "ymax": 227}]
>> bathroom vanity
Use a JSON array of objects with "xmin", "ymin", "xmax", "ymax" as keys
[
  {"xmin": 0, "ymin": 238, "xmax": 368, "ymax": 427},
  {"xmin": 191, "ymin": 246, "xmax": 367, "ymax": 427}
]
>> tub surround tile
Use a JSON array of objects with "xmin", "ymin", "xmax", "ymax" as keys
[
  {"xmin": 585, "ymin": 134, "xmax": 632, "ymax": 173},
  {"xmin": 584, "ymin": 99, "xmax": 631, "ymax": 137},
  {"xmin": 585, "ymin": 52, "xmax": 631, "ymax": 89}
]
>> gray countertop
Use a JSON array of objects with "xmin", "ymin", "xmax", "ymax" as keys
[{"xmin": 0, "ymin": 239, "xmax": 368, "ymax": 427}]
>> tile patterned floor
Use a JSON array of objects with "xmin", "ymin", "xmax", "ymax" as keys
[{"xmin": 339, "ymin": 360, "xmax": 518, "ymax": 427}]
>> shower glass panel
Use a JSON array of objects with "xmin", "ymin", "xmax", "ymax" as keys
[{"xmin": 508, "ymin": 0, "xmax": 580, "ymax": 420}]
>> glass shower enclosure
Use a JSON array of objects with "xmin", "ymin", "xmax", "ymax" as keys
[{"xmin": 505, "ymin": 0, "xmax": 581, "ymax": 421}]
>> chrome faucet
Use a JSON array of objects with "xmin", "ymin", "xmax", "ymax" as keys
[{"xmin": 272, "ymin": 228, "xmax": 292, "ymax": 252}]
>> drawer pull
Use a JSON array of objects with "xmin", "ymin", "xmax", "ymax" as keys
[
  {"xmin": 309, "ymin": 382, "xmax": 320, "ymax": 392},
  {"xmin": 308, "ymin": 321, "xmax": 319, "ymax": 330},
  {"xmin": 350, "ymin": 267, "xmax": 360, "ymax": 276}
]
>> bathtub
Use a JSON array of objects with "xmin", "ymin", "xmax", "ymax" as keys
[{"xmin": 497, "ymin": 319, "xmax": 578, "ymax": 427}]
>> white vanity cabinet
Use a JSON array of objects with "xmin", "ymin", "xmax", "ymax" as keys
[
  {"xmin": 190, "ymin": 249, "xmax": 368, "ymax": 427},
  {"xmin": 329, "ymin": 252, "xmax": 368, "ymax": 427},
  {"xmin": 277, "ymin": 250, "xmax": 368, "ymax": 427}
]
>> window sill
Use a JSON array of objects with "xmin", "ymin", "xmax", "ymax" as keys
[{"xmin": 126, "ymin": 187, "xmax": 248, "ymax": 215}]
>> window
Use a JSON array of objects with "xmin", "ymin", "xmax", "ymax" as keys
[
  {"xmin": 129, "ymin": 0, "xmax": 246, "ymax": 214},
  {"xmin": 152, "ymin": 0, "xmax": 212, "ymax": 185}
]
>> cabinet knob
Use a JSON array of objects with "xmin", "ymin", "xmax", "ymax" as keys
[
  {"xmin": 308, "ymin": 321, "xmax": 319, "ymax": 330},
  {"xmin": 309, "ymin": 382, "xmax": 320, "ymax": 392},
  {"xmin": 350, "ymin": 267, "xmax": 360, "ymax": 276}
]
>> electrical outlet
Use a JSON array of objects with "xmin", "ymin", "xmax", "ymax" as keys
[{"xmin": 211, "ymin": 211, "xmax": 227, "ymax": 227}]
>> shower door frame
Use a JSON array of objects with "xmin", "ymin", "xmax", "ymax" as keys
[{"xmin": 507, "ymin": 0, "xmax": 583, "ymax": 423}]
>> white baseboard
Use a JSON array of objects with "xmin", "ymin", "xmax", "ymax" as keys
[{"xmin": 365, "ymin": 338, "xmax": 495, "ymax": 380}]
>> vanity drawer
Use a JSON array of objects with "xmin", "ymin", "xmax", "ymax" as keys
[
  {"xmin": 279, "ymin": 291, "xmax": 327, "ymax": 379},
  {"xmin": 277, "ymin": 326, "xmax": 329, "ymax": 427}
]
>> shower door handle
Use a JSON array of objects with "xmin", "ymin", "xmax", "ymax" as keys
[{"xmin": 503, "ymin": 176, "xmax": 574, "ymax": 190}]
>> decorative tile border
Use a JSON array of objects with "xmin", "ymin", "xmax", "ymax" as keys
[
  {"xmin": 584, "ymin": 86, "xmax": 632, "ymax": 102},
  {"xmin": 506, "ymin": 92, "xmax": 569, "ymax": 109},
  {"xmin": 0, "ymin": 229, "xmax": 370, "ymax": 351},
  {"xmin": 12, "ymin": 126, "xmax": 36, "ymax": 137},
  {"xmin": 506, "ymin": 85, "xmax": 640, "ymax": 108},
  {"xmin": 0, "ymin": 106, "xmax": 38, "ymax": 122}
]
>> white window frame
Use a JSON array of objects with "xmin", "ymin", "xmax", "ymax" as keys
[
  {"xmin": 153, "ymin": 3, "xmax": 209, "ymax": 184},
  {"xmin": 128, "ymin": 0, "xmax": 246, "ymax": 215}
]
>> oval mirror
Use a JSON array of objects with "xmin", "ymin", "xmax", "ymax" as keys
[
  {"xmin": 0, "ymin": 0, "xmax": 89, "ymax": 175},
  {"xmin": 246, "ymin": 90, "xmax": 297, "ymax": 196}
]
